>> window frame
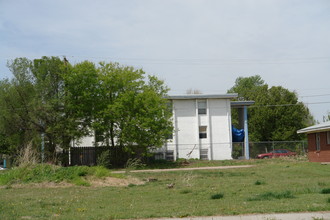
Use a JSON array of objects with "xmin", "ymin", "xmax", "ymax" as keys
[
  {"xmin": 199, "ymin": 126, "xmax": 207, "ymax": 139},
  {"xmin": 197, "ymin": 100, "xmax": 207, "ymax": 115}
]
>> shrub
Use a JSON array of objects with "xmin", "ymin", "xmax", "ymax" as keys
[
  {"xmin": 254, "ymin": 180, "xmax": 265, "ymax": 185},
  {"xmin": 97, "ymin": 150, "xmax": 111, "ymax": 168},
  {"xmin": 211, "ymin": 193, "xmax": 224, "ymax": 200},
  {"xmin": 321, "ymin": 188, "xmax": 330, "ymax": 194}
]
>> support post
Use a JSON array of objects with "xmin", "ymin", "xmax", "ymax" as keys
[
  {"xmin": 41, "ymin": 132, "xmax": 45, "ymax": 163},
  {"xmin": 244, "ymin": 106, "xmax": 250, "ymax": 159}
]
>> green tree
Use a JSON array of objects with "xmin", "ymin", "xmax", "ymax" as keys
[
  {"xmin": 1, "ymin": 57, "xmax": 173, "ymax": 164},
  {"xmin": 228, "ymin": 75, "xmax": 313, "ymax": 141},
  {"xmin": 0, "ymin": 57, "xmax": 75, "ymax": 160},
  {"xmin": 65, "ymin": 62, "xmax": 173, "ymax": 164}
]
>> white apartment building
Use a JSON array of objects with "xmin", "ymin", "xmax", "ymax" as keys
[{"xmin": 156, "ymin": 94, "xmax": 239, "ymax": 161}]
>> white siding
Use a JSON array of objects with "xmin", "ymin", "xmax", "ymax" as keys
[{"xmin": 168, "ymin": 97, "xmax": 233, "ymax": 160}]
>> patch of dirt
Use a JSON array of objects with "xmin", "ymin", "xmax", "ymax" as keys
[
  {"xmin": 89, "ymin": 176, "xmax": 144, "ymax": 187},
  {"xmin": 1, "ymin": 177, "xmax": 145, "ymax": 188}
]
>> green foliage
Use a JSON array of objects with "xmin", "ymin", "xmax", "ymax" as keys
[
  {"xmin": 254, "ymin": 180, "xmax": 265, "ymax": 185},
  {"xmin": 228, "ymin": 75, "xmax": 313, "ymax": 141},
  {"xmin": 125, "ymin": 158, "xmax": 146, "ymax": 171},
  {"xmin": 320, "ymin": 188, "xmax": 330, "ymax": 194},
  {"xmin": 0, "ymin": 164, "xmax": 111, "ymax": 186},
  {"xmin": 210, "ymin": 193, "xmax": 224, "ymax": 199},
  {"xmin": 0, "ymin": 57, "xmax": 173, "ymax": 165},
  {"xmin": 97, "ymin": 150, "xmax": 111, "ymax": 168}
]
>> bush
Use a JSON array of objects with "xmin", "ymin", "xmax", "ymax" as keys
[
  {"xmin": 210, "ymin": 193, "xmax": 224, "ymax": 200},
  {"xmin": 0, "ymin": 164, "xmax": 113, "ymax": 186},
  {"xmin": 97, "ymin": 150, "xmax": 111, "ymax": 168},
  {"xmin": 321, "ymin": 188, "xmax": 330, "ymax": 194}
]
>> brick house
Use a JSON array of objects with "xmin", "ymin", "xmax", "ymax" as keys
[{"xmin": 297, "ymin": 121, "xmax": 330, "ymax": 162}]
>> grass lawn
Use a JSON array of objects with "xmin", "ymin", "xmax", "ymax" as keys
[{"xmin": 1, "ymin": 158, "xmax": 330, "ymax": 219}]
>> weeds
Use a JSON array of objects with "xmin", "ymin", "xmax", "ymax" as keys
[
  {"xmin": 247, "ymin": 191, "xmax": 295, "ymax": 201},
  {"xmin": 0, "ymin": 164, "xmax": 114, "ymax": 186},
  {"xmin": 125, "ymin": 158, "xmax": 146, "ymax": 172},
  {"xmin": 15, "ymin": 143, "xmax": 39, "ymax": 167}
]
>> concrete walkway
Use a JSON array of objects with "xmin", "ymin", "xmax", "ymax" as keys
[
  {"xmin": 112, "ymin": 165, "xmax": 255, "ymax": 173},
  {"xmin": 141, "ymin": 212, "xmax": 330, "ymax": 220}
]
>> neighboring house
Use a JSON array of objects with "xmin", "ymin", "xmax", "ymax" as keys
[
  {"xmin": 75, "ymin": 93, "xmax": 253, "ymax": 161},
  {"xmin": 297, "ymin": 121, "xmax": 330, "ymax": 162}
]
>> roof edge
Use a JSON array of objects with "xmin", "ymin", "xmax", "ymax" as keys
[
  {"xmin": 167, "ymin": 93, "xmax": 238, "ymax": 100},
  {"xmin": 297, "ymin": 121, "xmax": 330, "ymax": 134}
]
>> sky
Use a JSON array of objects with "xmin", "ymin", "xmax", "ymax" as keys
[{"xmin": 0, "ymin": 0, "xmax": 330, "ymax": 122}]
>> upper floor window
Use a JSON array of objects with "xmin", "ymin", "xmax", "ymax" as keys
[
  {"xmin": 199, "ymin": 126, "xmax": 207, "ymax": 139},
  {"xmin": 198, "ymin": 100, "xmax": 207, "ymax": 115}
]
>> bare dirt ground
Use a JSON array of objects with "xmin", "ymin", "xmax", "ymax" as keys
[
  {"xmin": 1, "ymin": 176, "xmax": 144, "ymax": 188},
  {"xmin": 1, "ymin": 165, "xmax": 253, "ymax": 188}
]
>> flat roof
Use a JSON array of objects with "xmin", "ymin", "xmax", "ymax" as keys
[
  {"xmin": 168, "ymin": 93, "xmax": 238, "ymax": 100},
  {"xmin": 297, "ymin": 121, "xmax": 330, "ymax": 134},
  {"xmin": 231, "ymin": 101, "xmax": 255, "ymax": 107}
]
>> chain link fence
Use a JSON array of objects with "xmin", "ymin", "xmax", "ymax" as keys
[
  {"xmin": 233, "ymin": 141, "xmax": 307, "ymax": 159},
  {"xmin": 155, "ymin": 141, "xmax": 307, "ymax": 160}
]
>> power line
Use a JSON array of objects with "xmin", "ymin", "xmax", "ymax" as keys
[
  {"xmin": 299, "ymin": 93, "xmax": 330, "ymax": 98},
  {"xmin": 2, "ymin": 55, "xmax": 330, "ymax": 66}
]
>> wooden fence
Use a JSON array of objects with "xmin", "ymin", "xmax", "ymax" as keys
[{"xmin": 70, "ymin": 146, "xmax": 108, "ymax": 166}]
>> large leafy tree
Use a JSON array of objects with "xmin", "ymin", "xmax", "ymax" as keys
[
  {"xmin": 65, "ymin": 62, "xmax": 173, "ymax": 160},
  {"xmin": 228, "ymin": 75, "xmax": 313, "ymax": 141},
  {"xmin": 0, "ymin": 57, "xmax": 74, "ymax": 159},
  {"xmin": 1, "ymin": 57, "xmax": 173, "ymax": 164}
]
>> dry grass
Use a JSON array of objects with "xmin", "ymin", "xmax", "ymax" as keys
[{"xmin": 16, "ymin": 143, "xmax": 40, "ymax": 167}]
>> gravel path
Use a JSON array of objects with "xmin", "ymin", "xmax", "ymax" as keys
[{"xmin": 141, "ymin": 211, "xmax": 330, "ymax": 220}]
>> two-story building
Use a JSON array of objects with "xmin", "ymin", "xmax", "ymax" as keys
[{"xmin": 154, "ymin": 94, "xmax": 253, "ymax": 161}]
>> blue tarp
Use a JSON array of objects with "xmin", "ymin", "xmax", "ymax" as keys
[{"xmin": 232, "ymin": 126, "xmax": 245, "ymax": 142}]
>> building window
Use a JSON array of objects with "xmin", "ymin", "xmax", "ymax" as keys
[
  {"xmin": 199, "ymin": 126, "xmax": 207, "ymax": 139},
  {"xmin": 167, "ymin": 132, "xmax": 173, "ymax": 140},
  {"xmin": 95, "ymin": 129, "xmax": 105, "ymax": 143},
  {"xmin": 316, "ymin": 133, "xmax": 321, "ymax": 151},
  {"xmin": 327, "ymin": 131, "xmax": 330, "ymax": 145},
  {"xmin": 198, "ymin": 100, "xmax": 207, "ymax": 115}
]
